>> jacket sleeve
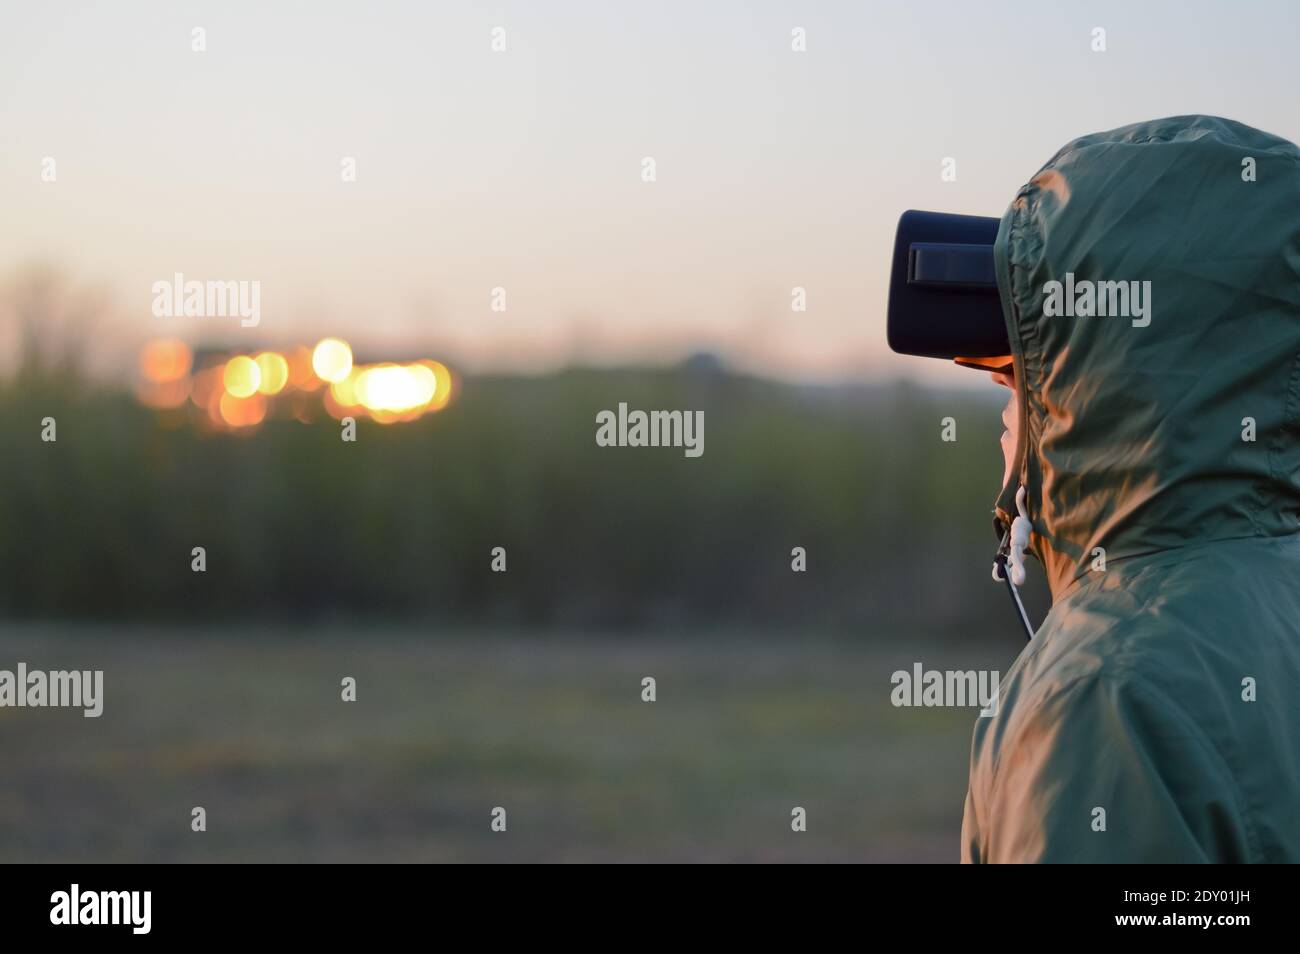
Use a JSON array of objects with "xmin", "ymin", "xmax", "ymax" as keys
[{"xmin": 962, "ymin": 672, "xmax": 1254, "ymax": 863}]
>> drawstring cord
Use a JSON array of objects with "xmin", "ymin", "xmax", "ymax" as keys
[{"xmin": 992, "ymin": 485, "xmax": 1035, "ymax": 642}]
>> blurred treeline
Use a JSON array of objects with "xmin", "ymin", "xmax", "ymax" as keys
[{"xmin": 0, "ymin": 273, "xmax": 1047, "ymax": 639}]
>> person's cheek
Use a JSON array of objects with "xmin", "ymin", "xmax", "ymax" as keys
[{"xmin": 1001, "ymin": 391, "xmax": 1019, "ymax": 486}]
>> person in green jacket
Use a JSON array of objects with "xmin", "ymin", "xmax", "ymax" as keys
[{"xmin": 959, "ymin": 115, "xmax": 1300, "ymax": 862}]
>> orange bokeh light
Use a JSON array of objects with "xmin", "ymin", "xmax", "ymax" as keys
[
  {"xmin": 219, "ymin": 391, "xmax": 268, "ymax": 428},
  {"xmin": 135, "ymin": 339, "xmax": 456, "ymax": 427},
  {"xmin": 287, "ymin": 346, "xmax": 321, "ymax": 390},
  {"xmin": 136, "ymin": 377, "xmax": 191, "ymax": 409},
  {"xmin": 140, "ymin": 340, "xmax": 192, "ymax": 383}
]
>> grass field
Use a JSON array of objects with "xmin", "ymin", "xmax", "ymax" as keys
[{"xmin": 0, "ymin": 625, "xmax": 1008, "ymax": 862}]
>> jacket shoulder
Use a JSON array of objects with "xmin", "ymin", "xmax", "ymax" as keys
[{"xmin": 964, "ymin": 595, "xmax": 1254, "ymax": 862}]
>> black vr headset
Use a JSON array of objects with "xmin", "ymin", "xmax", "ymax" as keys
[{"xmin": 886, "ymin": 210, "xmax": 1012, "ymax": 372}]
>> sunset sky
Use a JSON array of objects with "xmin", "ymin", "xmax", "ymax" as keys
[{"xmin": 3, "ymin": 0, "xmax": 1298, "ymax": 384}]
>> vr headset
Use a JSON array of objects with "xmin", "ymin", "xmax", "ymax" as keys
[{"xmin": 886, "ymin": 210, "xmax": 1012, "ymax": 373}]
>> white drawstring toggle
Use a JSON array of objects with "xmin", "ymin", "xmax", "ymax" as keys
[
  {"xmin": 991, "ymin": 485, "xmax": 1036, "ymax": 640},
  {"xmin": 1006, "ymin": 485, "xmax": 1032, "ymax": 586}
]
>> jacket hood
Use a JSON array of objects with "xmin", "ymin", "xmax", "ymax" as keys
[{"xmin": 993, "ymin": 115, "xmax": 1300, "ymax": 599}]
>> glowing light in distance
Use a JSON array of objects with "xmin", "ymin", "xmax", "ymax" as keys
[
  {"xmin": 425, "ymin": 360, "xmax": 453, "ymax": 411},
  {"xmin": 330, "ymin": 370, "xmax": 360, "ymax": 407},
  {"xmin": 255, "ymin": 352, "xmax": 289, "ymax": 395},
  {"xmin": 140, "ymin": 340, "xmax": 192, "ymax": 382},
  {"xmin": 312, "ymin": 338, "xmax": 353, "ymax": 383},
  {"xmin": 287, "ymin": 346, "xmax": 320, "ymax": 390},
  {"xmin": 219, "ymin": 391, "xmax": 268, "ymax": 428},
  {"xmin": 223, "ymin": 355, "xmax": 261, "ymax": 398},
  {"xmin": 354, "ymin": 363, "xmax": 436, "ymax": 413}
]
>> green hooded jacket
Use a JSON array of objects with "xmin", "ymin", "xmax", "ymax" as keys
[{"xmin": 962, "ymin": 115, "xmax": 1300, "ymax": 863}]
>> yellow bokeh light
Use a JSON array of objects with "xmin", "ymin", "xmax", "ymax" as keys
[
  {"xmin": 354, "ymin": 363, "xmax": 436, "ymax": 413},
  {"xmin": 135, "ymin": 340, "xmax": 453, "ymax": 426},
  {"xmin": 140, "ymin": 339, "xmax": 192, "ymax": 383},
  {"xmin": 407, "ymin": 363, "xmax": 437, "ymax": 406},
  {"xmin": 312, "ymin": 338, "xmax": 353, "ymax": 383},
  {"xmin": 424, "ymin": 359, "xmax": 454, "ymax": 411},
  {"xmin": 255, "ymin": 352, "xmax": 289, "ymax": 395},
  {"xmin": 330, "ymin": 369, "xmax": 360, "ymax": 407},
  {"xmin": 223, "ymin": 355, "xmax": 261, "ymax": 398}
]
